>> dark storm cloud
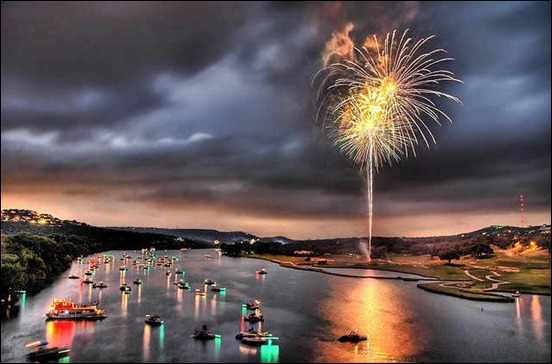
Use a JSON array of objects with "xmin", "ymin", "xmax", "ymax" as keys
[
  {"xmin": 1, "ymin": 1, "xmax": 247, "ymax": 137},
  {"xmin": 1, "ymin": 1, "xmax": 550, "ymax": 232},
  {"xmin": 2, "ymin": 1, "xmax": 246, "ymax": 85}
]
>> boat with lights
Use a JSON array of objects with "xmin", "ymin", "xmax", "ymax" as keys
[
  {"xmin": 26, "ymin": 340, "xmax": 70, "ymax": 362},
  {"xmin": 45, "ymin": 299, "xmax": 107, "ymax": 321},
  {"xmin": 191, "ymin": 324, "xmax": 220, "ymax": 340},
  {"xmin": 239, "ymin": 335, "xmax": 278, "ymax": 346},
  {"xmin": 145, "ymin": 314, "xmax": 164, "ymax": 326}
]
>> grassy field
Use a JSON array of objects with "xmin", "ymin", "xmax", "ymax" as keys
[{"xmin": 248, "ymin": 247, "xmax": 550, "ymax": 301}]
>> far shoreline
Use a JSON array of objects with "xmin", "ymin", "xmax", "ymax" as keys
[{"xmin": 244, "ymin": 253, "xmax": 550, "ymax": 302}]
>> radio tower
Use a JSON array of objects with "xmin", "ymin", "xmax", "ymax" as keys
[{"xmin": 519, "ymin": 193, "xmax": 525, "ymax": 227}]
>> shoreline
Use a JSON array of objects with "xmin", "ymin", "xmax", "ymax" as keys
[{"xmin": 246, "ymin": 254, "xmax": 543, "ymax": 302}]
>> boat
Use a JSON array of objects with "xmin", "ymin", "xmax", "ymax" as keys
[
  {"xmin": 175, "ymin": 269, "xmax": 184, "ymax": 274},
  {"xmin": 256, "ymin": 268, "xmax": 268, "ymax": 275},
  {"xmin": 211, "ymin": 284, "xmax": 226, "ymax": 292},
  {"xmin": 145, "ymin": 314, "xmax": 164, "ymax": 326},
  {"xmin": 26, "ymin": 341, "xmax": 70, "ymax": 362},
  {"xmin": 239, "ymin": 336, "xmax": 278, "ymax": 346},
  {"xmin": 133, "ymin": 279, "xmax": 143, "ymax": 285},
  {"xmin": 191, "ymin": 324, "xmax": 220, "ymax": 340},
  {"xmin": 203, "ymin": 279, "xmax": 215, "ymax": 285},
  {"xmin": 204, "ymin": 254, "xmax": 212, "ymax": 259},
  {"xmin": 119, "ymin": 266, "xmax": 127, "ymax": 271},
  {"xmin": 177, "ymin": 282, "xmax": 191, "ymax": 289},
  {"xmin": 243, "ymin": 299, "xmax": 261, "ymax": 310},
  {"xmin": 120, "ymin": 283, "xmax": 132, "ymax": 292},
  {"xmin": 235, "ymin": 329, "xmax": 272, "ymax": 339},
  {"xmin": 45, "ymin": 299, "xmax": 107, "ymax": 321},
  {"xmin": 68, "ymin": 274, "xmax": 80, "ymax": 279},
  {"xmin": 511, "ymin": 291, "xmax": 521, "ymax": 298},
  {"xmin": 165, "ymin": 270, "xmax": 171, "ymax": 276},
  {"xmin": 92, "ymin": 281, "xmax": 107, "ymax": 288},
  {"xmin": 83, "ymin": 277, "xmax": 94, "ymax": 284},
  {"xmin": 84, "ymin": 270, "xmax": 93, "ymax": 276},
  {"xmin": 337, "ymin": 329, "xmax": 368, "ymax": 343},
  {"xmin": 195, "ymin": 289, "xmax": 206, "ymax": 297}
]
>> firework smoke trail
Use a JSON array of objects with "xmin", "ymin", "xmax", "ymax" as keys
[{"xmin": 315, "ymin": 29, "xmax": 461, "ymax": 261}]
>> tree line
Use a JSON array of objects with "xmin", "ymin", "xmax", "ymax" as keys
[{"xmin": 1, "ymin": 222, "xmax": 212, "ymax": 300}]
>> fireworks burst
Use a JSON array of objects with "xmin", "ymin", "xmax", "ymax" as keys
[{"xmin": 315, "ymin": 29, "xmax": 462, "ymax": 260}]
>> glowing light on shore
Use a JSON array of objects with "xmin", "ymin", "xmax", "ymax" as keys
[{"xmin": 315, "ymin": 29, "xmax": 461, "ymax": 260}]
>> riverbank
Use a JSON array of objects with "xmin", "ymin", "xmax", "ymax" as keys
[{"xmin": 246, "ymin": 249, "xmax": 550, "ymax": 302}]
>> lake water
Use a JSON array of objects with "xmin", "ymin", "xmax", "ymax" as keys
[{"xmin": 1, "ymin": 249, "xmax": 550, "ymax": 363}]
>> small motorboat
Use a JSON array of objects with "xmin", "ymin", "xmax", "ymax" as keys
[
  {"xmin": 235, "ymin": 329, "xmax": 272, "ymax": 339},
  {"xmin": 203, "ymin": 279, "xmax": 215, "ymax": 285},
  {"xmin": 256, "ymin": 268, "xmax": 268, "ymax": 275},
  {"xmin": 337, "ymin": 329, "xmax": 368, "ymax": 343},
  {"xmin": 84, "ymin": 271, "xmax": 93, "ymax": 276},
  {"xmin": 145, "ymin": 314, "xmax": 164, "ymax": 326},
  {"xmin": 211, "ymin": 284, "xmax": 226, "ymax": 292},
  {"xmin": 68, "ymin": 274, "xmax": 80, "ymax": 279},
  {"xmin": 191, "ymin": 325, "xmax": 220, "ymax": 340},
  {"xmin": 239, "ymin": 335, "xmax": 278, "ymax": 346},
  {"xmin": 195, "ymin": 289, "xmax": 206, "ymax": 297},
  {"xmin": 178, "ymin": 282, "xmax": 191, "ymax": 289},
  {"xmin": 92, "ymin": 281, "xmax": 107, "ymax": 288},
  {"xmin": 133, "ymin": 279, "xmax": 142, "ymax": 285},
  {"xmin": 83, "ymin": 277, "xmax": 94, "ymax": 284},
  {"xmin": 119, "ymin": 266, "xmax": 127, "ymax": 271},
  {"xmin": 120, "ymin": 283, "xmax": 132, "ymax": 292},
  {"xmin": 26, "ymin": 341, "xmax": 70, "ymax": 362},
  {"xmin": 511, "ymin": 291, "xmax": 521, "ymax": 298}
]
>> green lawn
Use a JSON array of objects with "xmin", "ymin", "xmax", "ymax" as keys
[{"xmin": 247, "ymin": 248, "xmax": 550, "ymax": 300}]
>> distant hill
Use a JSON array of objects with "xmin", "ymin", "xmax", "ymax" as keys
[
  {"xmin": 258, "ymin": 236, "xmax": 295, "ymax": 244},
  {"xmin": 0, "ymin": 221, "xmax": 212, "ymax": 250},
  {"xmin": 107, "ymin": 228, "xmax": 298, "ymax": 245},
  {"xmin": 2, "ymin": 208, "xmax": 549, "ymax": 247},
  {"xmin": 107, "ymin": 227, "xmax": 258, "ymax": 245}
]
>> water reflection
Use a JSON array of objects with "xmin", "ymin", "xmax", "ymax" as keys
[
  {"xmin": 78, "ymin": 281, "xmax": 83, "ymax": 303},
  {"xmin": 158, "ymin": 324, "xmax": 165, "ymax": 362},
  {"xmin": 260, "ymin": 341, "xmax": 280, "ymax": 363},
  {"xmin": 238, "ymin": 345, "xmax": 258, "ymax": 356},
  {"xmin": 46, "ymin": 321, "xmax": 75, "ymax": 349},
  {"xmin": 214, "ymin": 336, "xmax": 221, "ymax": 361},
  {"xmin": 316, "ymin": 279, "xmax": 428, "ymax": 362},
  {"xmin": 138, "ymin": 283, "xmax": 143, "ymax": 304},
  {"xmin": 194, "ymin": 294, "xmax": 206, "ymax": 319},
  {"xmin": 143, "ymin": 324, "xmax": 151, "ymax": 362},
  {"xmin": 121, "ymin": 292, "xmax": 128, "ymax": 317},
  {"xmin": 531, "ymin": 295, "xmax": 544, "ymax": 342},
  {"xmin": 516, "ymin": 297, "xmax": 523, "ymax": 332},
  {"xmin": 19, "ymin": 292, "xmax": 26, "ymax": 311},
  {"xmin": 210, "ymin": 294, "xmax": 217, "ymax": 316}
]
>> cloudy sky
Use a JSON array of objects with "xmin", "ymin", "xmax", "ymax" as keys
[{"xmin": 2, "ymin": 1, "xmax": 550, "ymax": 239}]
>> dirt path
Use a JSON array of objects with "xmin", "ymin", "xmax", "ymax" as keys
[{"xmin": 461, "ymin": 269, "xmax": 511, "ymax": 291}]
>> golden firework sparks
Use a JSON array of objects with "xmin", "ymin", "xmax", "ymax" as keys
[{"xmin": 315, "ymin": 29, "xmax": 462, "ymax": 260}]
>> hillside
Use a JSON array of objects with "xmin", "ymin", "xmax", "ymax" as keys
[
  {"xmin": 0, "ymin": 221, "xmax": 212, "ymax": 250},
  {"xmin": 108, "ymin": 226, "xmax": 256, "ymax": 245}
]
